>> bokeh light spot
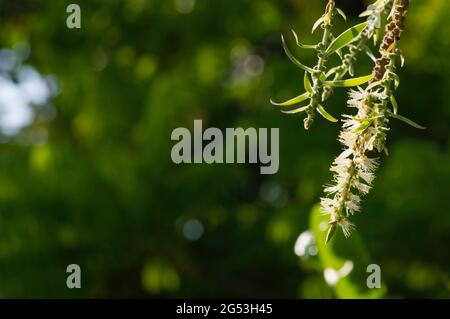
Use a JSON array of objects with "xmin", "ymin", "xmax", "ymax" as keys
[{"xmin": 183, "ymin": 218, "xmax": 204, "ymax": 241}]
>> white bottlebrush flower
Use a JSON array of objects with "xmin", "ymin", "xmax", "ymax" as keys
[
  {"xmin": 355, "ymin": 155, "xmax": 379, "ymax": 173},
  {"xmin": 360, "ymin": 0, "xmax": 392, "ymax": 34},
  {"xmin": 317, "ymin": 0, "xmax": 412, "ymax": 243},
  {"xmin": 339, "ymin": 219, "xmax": 355, "ymax": 238},
  {"xmin": 348, "ymin": 88, "xmax": 370, "ymax": 108},
  {"xmin": 321, "ymin": 85, "xmax": 387, "ymax": 241},
  {"xmin": 352, "ymin": 180, "xmax": 372, "ymax": 195}
]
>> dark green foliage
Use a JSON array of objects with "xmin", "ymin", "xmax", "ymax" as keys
[{"xmin": 0, "ymin": 0, "xmax": 448, "ymax": 298}]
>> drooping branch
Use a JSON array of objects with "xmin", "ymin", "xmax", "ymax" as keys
[{"xmin": 323, "ymin": 0, "xmax": 413, "ymax": 243}]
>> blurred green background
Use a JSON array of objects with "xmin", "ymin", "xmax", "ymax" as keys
[{"xmin": 0, "ymin": 0, "xmax": 448, "ymax": 298}]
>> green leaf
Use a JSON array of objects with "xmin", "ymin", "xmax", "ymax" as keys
[
  {"xmin": 325, "ymin": 66, "xmax": 340, "ymax": 79},
  {"xmin": 325, "ymin": 21, "xmax": 369, "ymax": 56},
  {"xmin": 373, "ymin": 28, "xmax": 380, "ymax": 45},
  {"xmin": 335, "ymin": 48, "xmax": 344, "ymax": 61},
  {"xmin": 353, "ymin": 119, "xmax": 372, "ymax": 133},
  {"xmin": 322, "ymin": 74, "xmax": 373, "ymax": 87},
  {"xmin": 312, "ymin": 16, "xmax": 324, "ymax": 33},
  {"xmin": 281, "ymin": 105, "xmax": 310, "ymax": 114},
  {"xmin": 393, "ymin": 73, "xmax": 400, "ymax": 89},
  {"xmin": 400, "ymin": 53, "xmax": 405, "ymax": 67},
  {"xmin": 348, "ymin": 64, "xmax": 355, "ymax": 77},
  {"xmin": 336, "ymin": 8, "xmax": 347, "ymax": 21},
  {"xmin": 270, "ymin": 92, "xmax": 309, "ymax": 107},
  {"xmin": 364, "ymin": 45, "xmax": 376, "ymax": 62},
  {"xmin": 390, "ymin": 95, "xmax": 398, "ymax": 114},
  {"xmin": 390, "ymin": 113, "xmax": 426, "ymax": 129},
  {"xmin": 309, "ymin": 204, "xmax": 386, "ymax": 298},
  {"xmin": 316, "ymin": 104, "xmax": 338, "ymax": 122},
  {"xmin": 359, "ymin": 10, "xmax": 372, "ymax": 18},
  {"xmin": 291, "ymin": 30, "xmax": 317, "ymax": 49},
  {"xmin": 325, "ymin": 223, "xmax": 337, "ymax": 244},
  {"xmin": 366, "ymin": 80, "xmax": 383, "ymax": 91},
  {"xmin": 281, "ymin": 35, "xmax": 315, "ymax": 73},
  {"xmin": 304, "ymin": 72, "xmax": 314, "ymax": 94}
]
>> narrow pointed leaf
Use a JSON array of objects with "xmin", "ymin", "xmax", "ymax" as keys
[
  {"xmin": 366, "ymin": 80, "xmax": 383, "ymax": 91},
  {"xmin": 312, "ymin": 16, "xmax": 324, "ymax": 34},
  {"xmin": 349, "ymin": 64, "xmax": 355, "ymax": 77},
  {"xmin": 325, "ymin": 222, "xmax": 337, "ymax": 244},
  {"xmin": 270, "ymin": 92, "xmax": 309, "ymax": 106},
  {"xmin": 325, "ymin": 21, "xmax": 369, "ymax": 55},
  {"xmin": 393, "ymin": 73, "xmax": 400, "ymax": 89},
  {"xmin": 335, "ymin": 48, "xmax": 344, "ymax": 60},
  {"xmin": 281, "ymin": 105, "xmax": 310, "ymax": 114},
  {"xmin": 281, "ymin": 35, "xmax": 315, "ymax": 73},
  {"xmin": 291, "ymin": 30, "xmax": 317, "ymax": 49},
  {"xmin": 364, "ymin": 45, "xmax": 376, "ymax": 62},
  {"xmin": 359, "ymin": 10, "xmax": 372, "ymax": 18},
  {"xmin": 390, "ymin": 113, "xmax": 426, "ymax": 129},
  {"xmin": 304, "ymin": 72, "xmax": 314, "ymax": 94},
  {"xmin": 373, "ymin": 28, "xmax": 380, "ymax": 46},
  {"xmin": 336, "ymin": 8, "xmax": 347, "ymax": 21},
  {"xmin": 353, "ymin": 119, "xmax": 372, "ymax": 133},
  {"xmin": 390, "ymin": 95, "xmax": 398, "ymax": 114},
  {"xmin": 325, "ymin": 67, "xmax": 340, "ymax": 79},
  {"xmin": 316, "ymin": 104, "xmax": 338, "ymax": 122},
  {"xmin": 400, "ymin": 53, "xmax": 405, "ymax": 67},
  {"xmin": 322, "ymin": 74, "xmax": 374, "ymax": 87}
]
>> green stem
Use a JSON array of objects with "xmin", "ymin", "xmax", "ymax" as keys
[{"xmin": 304, "ymin": 0, "xmax": 335, "ymax": 129}]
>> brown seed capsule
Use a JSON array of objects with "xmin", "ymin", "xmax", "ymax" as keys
[{"xmin": 386, "ymin": 22, "xmax": 396, "ymax": 31}]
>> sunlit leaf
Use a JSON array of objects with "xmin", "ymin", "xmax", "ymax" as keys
[
  {"xmin": 304, "ymin": 72, "xmax": 314, "ymax": 94},
  {"xmin": 364, "ymin": 45, "xmax": 376, "ymax": 62},
  {"xmin": 336, "ymin": 7, "xmax": 347, "ymax": 21},
  {"xmin": 281, "ymin": 105, "xmax": 310, "ymax": 114},
  {"xmin": 359, "ymin": 10, "xmax": 372, "ymax": 18},
  {"xmin": 335, "ymin": 48, "xmax": 344, "ymax": 61},
  {"xmin": 348, "ymin": 64, "xmax": 355, "ymax": 77},
  {"xmin": 312, "ymin": 16, "xmax": 324, "ymax": 34},
  {"xmin": 309, "ymin": 204, "xmax": 386, "ymax": 298},
  {"xmin": 393, "ymin": 73, "xmax": 400, "ymax": 89},
  {"xmin": 390, "ymin": 113, "xmax": 426, "ymax": 129},
  {"xmin": 373, "ymin": 28, "xmax": 380, "ymax": 46},
  {"xmin": 353, "ymin": 119, "xmax": 372, "ymax": 133},
  {"xmin": 291, "ymin": 30, "xmax": 317, "ymax": 49},
  {"xmin": 281, "ymin": 35, "xmax": 315, "ymax": 73},
  {"xmin": 325, "ymin": 22, "xmax": 369, "ymax": 56},
  {"xmin": 400, "ymin": 53, "xmax": 405, "ymax": 67},
  {"xmin": 325, "ymin": 223, "xmax": 337, "ymax": 244},
  {"xmin": 390, "ymin": 95, "xmax": 398, "ymax": 114},
  {"xmin": 325, "ymin": 67, "xmax": 340, "ymax": 79},
  {"xmin": 366, "ymin": 80, "xmax": 383, "ymax": 91},
  {"xmin": 316, "ymin": 104, "xmax": 338, "ymax": 122},
  {"xmin": 322, "ymin": 74, "xmax": 373, "ymax": 87},
  {"xmin": 270, "ymin": 92, "xmax": 310, "ymax": 107}
]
